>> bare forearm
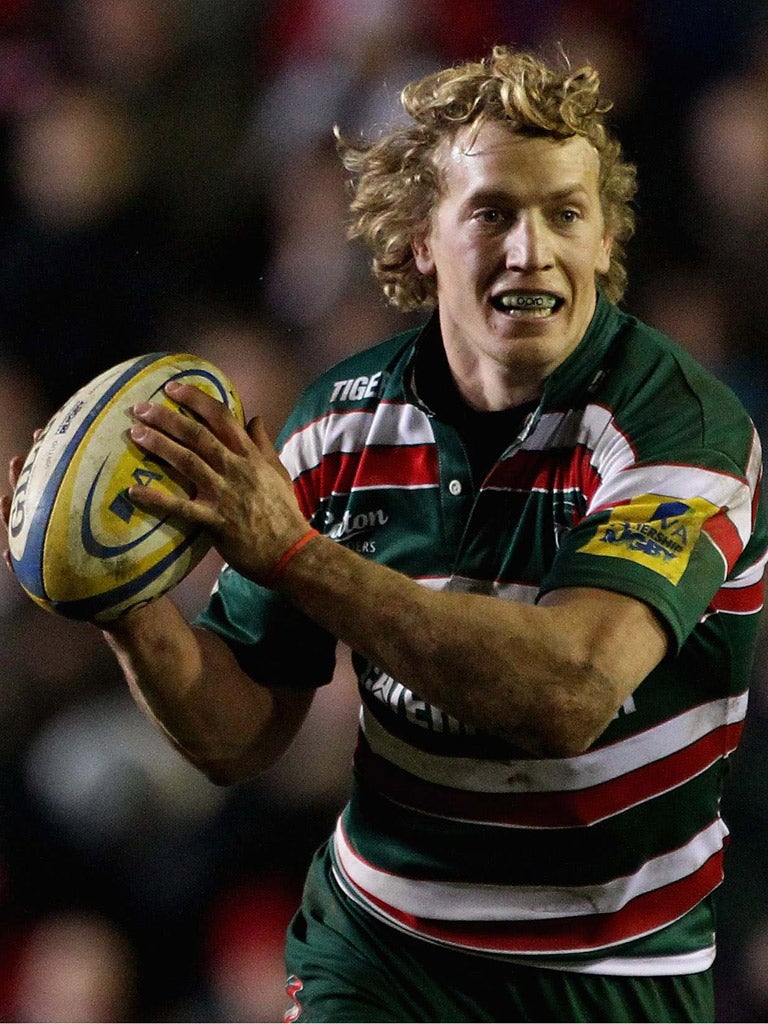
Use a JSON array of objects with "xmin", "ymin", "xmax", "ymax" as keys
[
  {"xmin": 102, "ymin": 596, "xmax": 310, "ymax": 782},
  {"xmin": 278, "ymin": 536, "xmax": 589, "ymax": 753},
  {"xmin": 276, "ymin": 538, "xmax": 605, "ymax": 755}
]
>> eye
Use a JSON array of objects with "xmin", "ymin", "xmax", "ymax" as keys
[
  {"xmin": 557, "ymin": 208, "xmax": 581, "ymax": 226},
  {"xmin": 474, "ymin": 208, "xmax": 505, "ymax": 225}
]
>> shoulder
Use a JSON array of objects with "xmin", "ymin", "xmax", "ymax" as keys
[{"xmin": 599, "ymin": 308, "xmax": 758, "ymax": 466}]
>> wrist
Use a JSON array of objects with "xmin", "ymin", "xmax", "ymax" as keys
[{"xmin": 263, "ymin": 527, "xmax": 321, "ymax": 588}]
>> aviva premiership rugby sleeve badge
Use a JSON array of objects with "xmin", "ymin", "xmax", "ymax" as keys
[{"xmin": 577, "ymin": 494, "xmax": 722, "ymax": 585}]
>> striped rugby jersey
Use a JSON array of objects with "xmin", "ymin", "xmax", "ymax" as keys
[{"xmin": 198, "ymin": 292, "xmax": 767, "ymax": 975}]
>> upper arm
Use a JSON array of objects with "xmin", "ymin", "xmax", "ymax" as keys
[
  {"xmin": 540, "ymin": 586, "xmax": 669, "ymax": 689},
  {"xmin": 534, "ymin": 586, "xmax": 669, "ymax": 751},
  {"xmin": 191, "ymin": 624, "xmax": 317, "ymax": 783}
]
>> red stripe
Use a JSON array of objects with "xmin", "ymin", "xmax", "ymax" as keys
[
  {"xmin": 356, "ymin": 721, "xmax": 744, "ymax": 828},
  {"xmin": 296, "ymin": 473, "xmax": 317, "ymax": 516},
  {"xmin": 702, "ymin": 511, "xmax": 743, "ymax": 571},
  {"xmin": 345, "ymin": 851, "xmax": 724, "ymax": 954},
  {"xmin": 486, "ymin": 447, "xmax": 602, "ymax": 510},
  {"xmin": 294, "ymin": 444, "xmax": 438, "ymax": 509},
  {"xmin": 708, "ymin": 579, "xmax": 765, "ymax": 614},
  {"xmin": 294, "ymin": 474, "xmax": 317, "ymax": 520}
]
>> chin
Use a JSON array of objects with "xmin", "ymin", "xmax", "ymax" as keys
[{"xmin": 495, "ymin": 333, "xmax": 570, "ymax": 371}]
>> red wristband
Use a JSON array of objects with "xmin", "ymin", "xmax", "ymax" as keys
[{"xmin": 263, "ymin": 527, "xmax": 320, "ymax": 588}]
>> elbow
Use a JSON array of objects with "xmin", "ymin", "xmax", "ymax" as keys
[
  {"xmin": 182, "ymin": 745, "xmax": 278, "ymax": 788},
  {"xmin": 525, "ymin": 665, "xmax": 621, "ymax": 759},
  {"xmin": 180, "ymin": 752, "xmax": 252, "ymax": 787},
  {"xmin": 526, "ymin": 718, "xmax": 595, "ymax": 759},
  {"xmin": 535, "ymin": 722, "xmax": 600, "ymax": 759},
  {"xmin": 199, "ymin": 761, "xmax": 253, "ymax": 787},
  {"xmin": 172, "ymin": 689, "xmax": 310, "ymax": 786}
]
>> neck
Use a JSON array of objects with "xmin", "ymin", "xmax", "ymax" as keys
[{"xmin": 445, "ymin": 349, "xmax": 544, "ymax": 412}]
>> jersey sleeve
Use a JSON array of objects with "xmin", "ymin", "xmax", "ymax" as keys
[
  {"xmin": 195, "ymin": 569, "xmax": 337, "ymax": 689},
  {"xmin": 540, "ymin": 431, "xmax": 766, "ymax": 651}
]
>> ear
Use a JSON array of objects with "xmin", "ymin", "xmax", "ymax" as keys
[
  {"xmin": 596, "ymin": 234, "xmax": 613, "ymax": 276},
  {"xmin": 412, "ymin": 235, "xmax": 436, "ymax": 276}
]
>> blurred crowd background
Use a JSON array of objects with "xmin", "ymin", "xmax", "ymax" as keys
[{"xmin": 0, "ymin": 1, "xmax": 767, "ymax": 1020}]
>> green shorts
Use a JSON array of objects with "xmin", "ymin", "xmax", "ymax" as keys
[{"xmin": 283, "ymin": 843, "xmax": 715, "ymax": 1024}]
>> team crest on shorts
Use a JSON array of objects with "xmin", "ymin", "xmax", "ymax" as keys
[
  {"xmin": 578, "ymin": 493, "xmax": 720, "ymax": 584},
  {"xmin": 284, "ymin": 974, "xmax": 304, "ymax": 1023}
]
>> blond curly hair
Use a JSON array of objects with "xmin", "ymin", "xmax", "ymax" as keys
[{"xmin": 337, "ymin": 46, "xmax": 637, "ymax": 309}]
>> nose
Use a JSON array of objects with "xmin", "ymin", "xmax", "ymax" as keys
[{"xmin": 504, "ymin": 212, "xmax": 553, "ymax": 272}]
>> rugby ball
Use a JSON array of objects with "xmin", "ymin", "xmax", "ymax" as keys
[{"xmin": 8, "ymin": 352, "xmax": 245, "ymax": 622}]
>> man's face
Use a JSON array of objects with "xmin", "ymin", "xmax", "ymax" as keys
[{"xmin": 413, "ymin": 123, "xmax": 612, "ymax": 409}]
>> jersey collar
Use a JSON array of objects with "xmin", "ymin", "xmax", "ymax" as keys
[{"xmin": 538, "ymin": 289, "xmax": 623, "ymax": 410}]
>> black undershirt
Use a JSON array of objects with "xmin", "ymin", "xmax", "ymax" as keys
[{"xmin": 414, "ymin": 328, "xmax": 538, "ymax": 488}]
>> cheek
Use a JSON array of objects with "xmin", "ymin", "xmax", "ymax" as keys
[
  {"xmin": 457, "ymin": 239, "xmax": 499, "ymax": 282},
  {"xmin": 440, "ymin": 251, "xmax": 488, "ymax": 301},
  {"xmin": 422, "ymin": 231, "xmax": 500, "ymax": 296}
]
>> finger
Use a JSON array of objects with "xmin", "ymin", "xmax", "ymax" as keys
[
  {"xmin": 128, "ymin": 418, "xmax": 222, "ymax": 495},
  {"xmin": 132, "ymin": 400, "xmax": 232, "ymax": 473},
  {"xmin": 163, "ymin": 381, "xmax": 249, "ymax": 454},
  {"xmin": 1, "ymin": 495, "xmax": 17, "ymax": 574},
  {"xmin": 9, "ymin": 455, "xmax": 25, "ymax": 490},
  {"xmin": 247, "ymin": 414, "xmax": 268, "ymax": 446},
  {"xmin": 132, "ymin": 395, "xmax": 240, "ymax": 475},
  {"xmin": 126, "ymin": 476, "xmax": 218, "ymax": 528},
  {"xmin": 246, "ymin": 415, "xmax": 276, "ymax": 459}
]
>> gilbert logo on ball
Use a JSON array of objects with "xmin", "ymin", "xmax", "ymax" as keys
[{"xmin": 9, "ymin": 352, "xmax": 244, "ymax": 622}]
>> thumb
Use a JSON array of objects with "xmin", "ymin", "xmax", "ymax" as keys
[{"xmin": 246, "ymin": 414, "xmax": 273, "ymax": 451}]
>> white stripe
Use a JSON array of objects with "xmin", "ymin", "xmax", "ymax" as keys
[
  {"xmin": 367, "ymin": 401, "xmax": 436, "ymax": 447},
  {"xmin": 361, "ymin": 691, "xmax": 747, "ymax": 794},
  {"xmin": 701, "ymin": 605, "xmax": 763, "ymax": 621},
  {"xmin": 722, "ymin": 546, "xmax": 768, "ymax": 588},
  {"xmin": 333, "ymin": 817, "xmax": 726, "ymax": 920},
  {"xmin": 417, "ymin": 576, "xmax": 454, "ymax": 589},
  {"xmin": 280, "ymin": 403, "xmax": 435, "ymax": 477},
  {"xmin": 498, "ymin": 948, "xmax": 716, "ymax": 976},
  {"xmin": 335, "ymin": 482, "xmax": 437, "ymax": 494},
  {"xmin": 746, "ymin": 425, "xmax": 763, "ymax": 492},
  {"xmin": 331, "ymin": 864, "xmax": 716, "ymax": 972},
  {"xmin": 521, "ymin": 406, "xmax": 637, "ymax": 481}
]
